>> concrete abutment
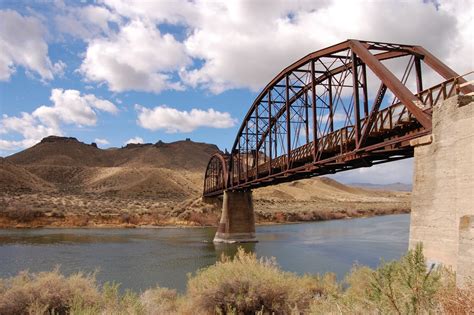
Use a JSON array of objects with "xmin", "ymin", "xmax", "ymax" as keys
[
  {"xmin": 213, "ymin": 190, "xmax": 257, "ymax": 243},
  {"xmin": 410, "ymin": 95, "xmax": 474, "ymax": 286}
]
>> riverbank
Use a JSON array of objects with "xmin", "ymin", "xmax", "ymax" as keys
[
  {"xmin": 1, "ymin": 137, "xmax": 411, "ymax": 228},
  {"xmin": 0, "ymin": 191, "xmax": 409, "ymax": 228}
]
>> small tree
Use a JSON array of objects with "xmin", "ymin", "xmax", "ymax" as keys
[{"xmin": 369, "ymin": 243, "xmax": 441, "ymax": 314}]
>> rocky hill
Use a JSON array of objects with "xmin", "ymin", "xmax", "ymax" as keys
[
  {"xmin": 7, "ymin": 136, "xmax": 219, "ymax": 170},
  {"xmin": 4, "ymin": 136, "xmax": 218, "ymax": 199}
]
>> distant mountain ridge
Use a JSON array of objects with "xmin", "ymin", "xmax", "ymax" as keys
[{"xmin": 350, "ymin": 182, "xmax": 412, "ymax": 192}]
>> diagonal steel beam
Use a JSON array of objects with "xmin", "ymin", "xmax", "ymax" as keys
[
  {"xmin": 411, "ymin": 46, "xmax": 474, "ymax": 95},
  {"xmin": 349, "ymin": 40, "xmax": 431, "ymax": 129},
  {"xmin": 357, "ymin": 83, "xmax": 387, "ymax": 150}
]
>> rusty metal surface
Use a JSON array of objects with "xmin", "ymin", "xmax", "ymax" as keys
[{"xmin": 203, "ymin": 40, "xmax": 472, "ymax": 197}]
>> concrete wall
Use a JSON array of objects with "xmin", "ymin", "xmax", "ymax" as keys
[
  {"xmin": 457, "ymin": 215, "xmax": 474, "ymax": 286},
  {"xmin": 410, "ymin": 95, "xmax": 474, "ymax": 284}
]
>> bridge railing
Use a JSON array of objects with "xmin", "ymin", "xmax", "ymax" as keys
[{"xmin": 417, "ymin": 78, "xmax": 458, "ymax": 108}]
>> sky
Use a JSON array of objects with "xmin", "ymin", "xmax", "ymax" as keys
[{"xmin": 0, "ymin": 0, "xmax": 472, "ymax": 185}]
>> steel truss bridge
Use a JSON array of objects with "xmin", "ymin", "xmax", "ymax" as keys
[{"xmin": 203, "ymin": 40, "xmax": 474, "ymax": 197}]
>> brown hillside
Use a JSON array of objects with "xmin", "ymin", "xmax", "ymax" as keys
[
  {"xmin": 255, "ymin": 177, "xmax": 407, "ymax": 203},
  {"xmin": 116, "ymin": 140, "xmax": 219, "ymax": 170},
  {"xmin": 3, "ymin": 136, "xmax": 219, "ymax": 200},
  {"xmin": 0, "ymin": 158, "xmax": 54, "ymax": 193}
]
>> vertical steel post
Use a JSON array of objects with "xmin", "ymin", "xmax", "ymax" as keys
[
  {"xmin": 351, "ymin": 51, "xmax": 361, "ymax": 147},
  {"xmin": 274, "ymin": 121, "xmax": 277, "ymax": 160},
  {"xmin": 304, "ymin": 91, "xmax": 309, "ymax": 144},
  {"xmin": 311, "ymin": 59, "xmax": 318, "ymax": 161},
  {"xmin": 361, "ymin": 62, "xmax": 369, "ymax": 117},
  {"xmin": 268, "ymin": 90, "xmax": 272, "ymax": 175},
  {"xmin": 255, "ymin": 103, "xmax": 259, "ymax": 178},
  {"xmin": 285, "ymin": 75, "xmax": 291, "ymax": 170},
  {"xmin": 245, "ymin": 124, "xmax": 249, "ymax": 180},
  {"xmin": 415, "ymin": 57, "xmax": 423, "ymax": 93},
  {"xmin": 328, "ymin": 77, "xmax": 334, "ymax": 133},
  {"xmin": 238, "ymin": 142, "xmax": 241, "ymax": 183}
]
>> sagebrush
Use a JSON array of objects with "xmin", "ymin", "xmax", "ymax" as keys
[{"xmin": 0, "ymin": 244, "xmax": 471, "ymax": 315}]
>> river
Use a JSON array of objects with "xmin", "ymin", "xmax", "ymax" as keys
[{"xmin": 0, "ymin": 214, "xmax": 409, "ymax": 292}]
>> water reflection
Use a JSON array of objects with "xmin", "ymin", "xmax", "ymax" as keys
[{"xmin": 0, "ymin": 214, "xmax": 409, "ymax": 292}]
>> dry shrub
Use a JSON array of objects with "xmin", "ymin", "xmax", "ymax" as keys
[
  {"xmin": 5, "ymin": 207, "xmax": 44, "ymax": 223},
  {"xmin": 0, "ymin": 269, "xmax": 100, "ymax": 315},
  {"xmin": 436, "ymin": 273, "xmax": 474, "ymax": 314},
  {"xmin": 186, "ymin": 247, "xmax": 323, "ymax": 314},
  {"xmin": 186, "ymin": 211, "xmax": 218, "ymax": 226},
  {"xmin": 309, "ymin": 265, "xmax": 376, "ymax": 314},
  {"xmin": 140, "ymin": 286, "xmax": 178, "ymax": 314},
  {"xmin": 97, "ymin": 282, "xmax": 144, "ymax": 315}
]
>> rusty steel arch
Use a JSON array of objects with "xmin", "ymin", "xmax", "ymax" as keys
[
  {"xmin": 203, "ymin": 39, "xmax": 473, "ymax": 197},
  {"xmin": 203, "ymin": 153, "xmax": 229, "ymax": 196}
]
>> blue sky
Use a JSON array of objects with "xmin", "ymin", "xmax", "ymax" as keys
[{"xmin": 1, "ymin": 0, "xmax": 472, "ymax": 184}]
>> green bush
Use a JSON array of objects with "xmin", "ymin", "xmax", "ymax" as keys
[
  {"xmin": 368, "ymin": 243, "xmax": 441, "ymax": 314},
  {"xmin": 309, "ymin": 243, "xmax": 447, "ymax": 314}
]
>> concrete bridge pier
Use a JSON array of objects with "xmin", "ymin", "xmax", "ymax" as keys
[
  {"xmin": 410, "ymin": 95, "xmax": 474, "ymax": 286},
  {"xmin": 213, "ymin": 190, "xmax": 257, "ymax": 243}
]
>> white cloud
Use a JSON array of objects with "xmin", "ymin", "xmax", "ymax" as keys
[
  {"xmin": 95, "ymin": 0, "xmax": 470, "ymax": 94},
  {"xmin": 0, "ymin": 89, "xmax": 117, "ymax": 151},
  {"xmin": 79, "ymin": 19, "xmax": 190, "ymax": 93},
  {"xmin": 125, "ymin": 136, "xmax": 144, "ymax": 145},
  {"xmin": 94, "ymin": 138, "xmax": 110, "ymax": 145},
  {"xmin": 0, "ymin": 112, "xmax": 61, "ymax": 150},
  {"xmin": 3, "ymin": 1, "xmax": 471, "ymax": 93},
  {"xmin": 135, "ymin": 104, "xmax": 237, "ymax": 133},
  {"xmin": 55, "ymin": 4, "xmax": 121, "ymax": 40},
  {"xmin": 438, "ymin": 0, "xmax": 474, "ymax": 75},
  {"xmin": 102, "ymin": 0, "xmax": 196, "ymax": 24},
  {"xmin": 180, "ymin": 0, "xmax": 461, "ymax": 93},
  {"xmin": 0, "ymin": 10, "xmax": 63, "ymax": 81},
  {"xmin": 33, "ymin": 88, "xmax": 119, "ymax": 129}
]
